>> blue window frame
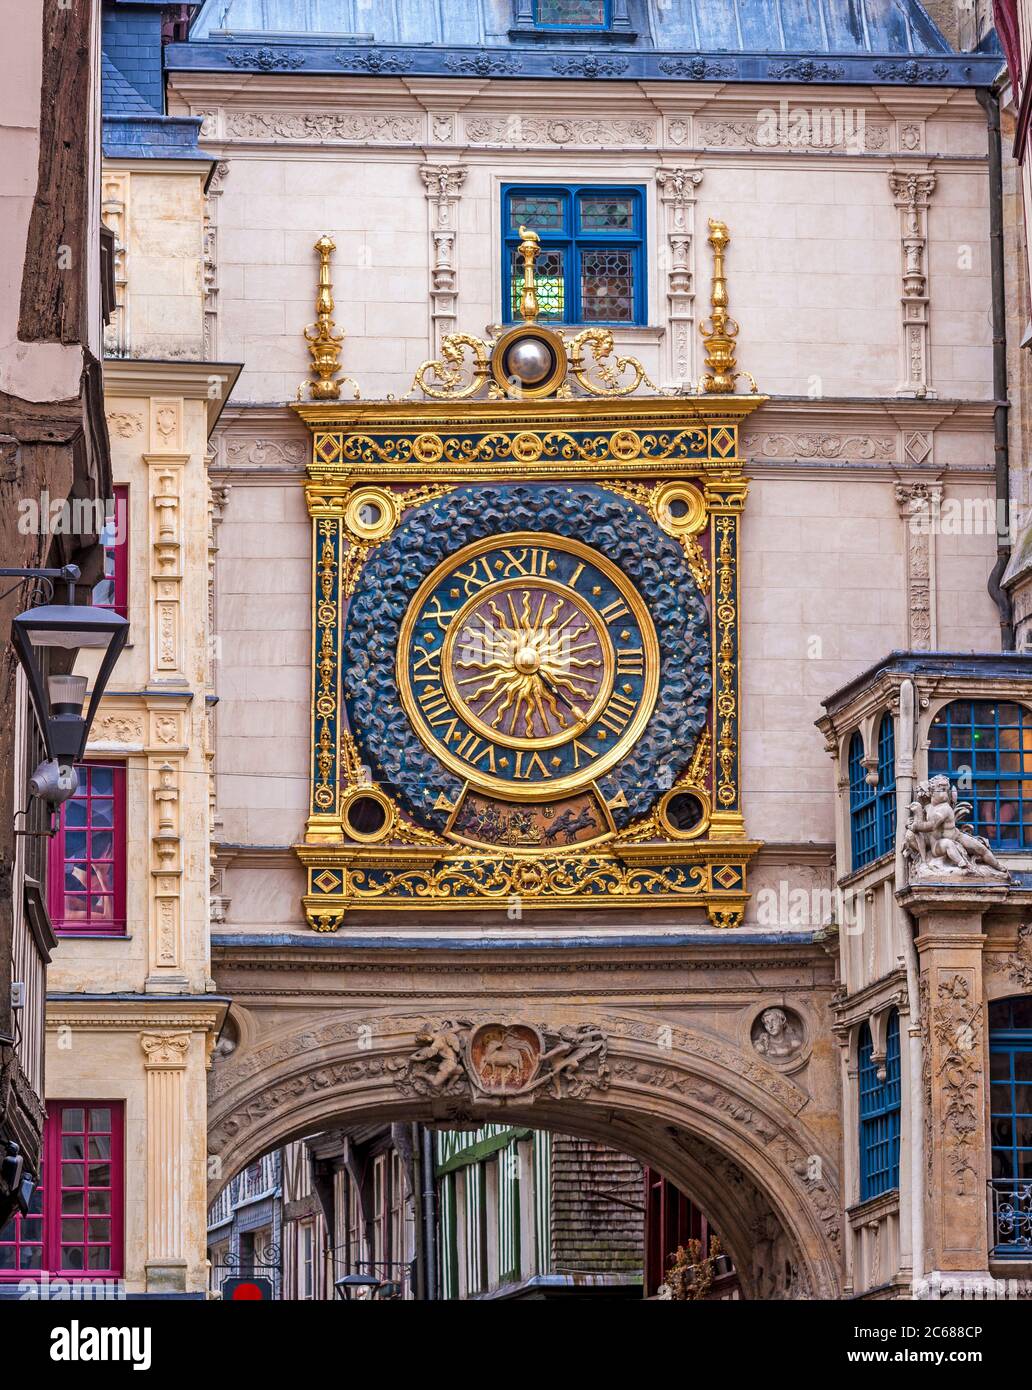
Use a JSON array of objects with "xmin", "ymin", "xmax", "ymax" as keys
[
  {"xmin": 849, "ymin": 715, "xmax": 896, "ymax": 870},
  {"xmin": 534, "ymin": 0, "xmax": 610, "ymax": 29},
  {"xmin": 858, "ymin": 1010, "xmax": 901, "ymax": 1202},
  {"xmin": 501, "ymin": 184, "xmax": 646, "ymax": 327},
  {"xmin": 989, "ymin": 996, "xmax": 1032, "ymax": 1256},
  {"xmin": 928, "ymin": 700, "xmax": 1032, "ymax": 850}
]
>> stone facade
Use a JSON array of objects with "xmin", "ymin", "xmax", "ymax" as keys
[
  {"xmin": 42, "ymin": 148, "xmax": 234, "ymax": 1293},
  {"xmin": 41, "ymin": 0, "xmax": 1032, "ymax": 1301}
]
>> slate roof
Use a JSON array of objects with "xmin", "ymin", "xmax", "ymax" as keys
[
  {"xmin": 102, "ymin": 53, "xmax": 208, "ymax": 160},
  {"xmin": 102, "ymin": 53, "xmax": 158, "ymax": 116},
  {"xmin": 173, "ymin": 0, "xmax": 1001, "ymax": 85},
  {"xmin": 189, "ymin": 0, "xmax": 954, "ymax": 52}
]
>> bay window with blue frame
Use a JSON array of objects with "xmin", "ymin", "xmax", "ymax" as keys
[
  {"xmin": 928, "ymin": 699, "xmax": 1032, "ymax": 850},
  {"xmin": 848, "ymin": 715, "xmax": 896, "ymax": 871},
  {"xmin": 989, "ymin": 996, "xmax": 1032, "ymax": 1256},
  {"xmin": 502, "ymin": 185, "xmax": 646, "ymax": 327},
  {"xmin": 858, "ymin": 1010, "xmax": 901, "ymax": 1202}
]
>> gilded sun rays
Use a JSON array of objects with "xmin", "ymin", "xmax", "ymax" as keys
[{"xmin": 453, "ymin": 585, "xmax": 607, "ymax": 740}]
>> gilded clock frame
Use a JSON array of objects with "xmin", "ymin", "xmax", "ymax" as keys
[{"xmin": 294, "ymin": 391, "xmax": 764, "ymax": 931}]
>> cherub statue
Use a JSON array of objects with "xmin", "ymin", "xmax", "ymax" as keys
[
  {"xmin": 903, "ymin": 776, "xmax": 1009, "ymax": 881},
  {"xmin": 408, "ymin": 1020, "xmax": 468, "ymax": 1090}
]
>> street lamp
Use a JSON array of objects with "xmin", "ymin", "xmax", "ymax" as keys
[
  {"xmin": 333, "ymin": 1259, "xmax": 413, "ymax": 1300},
  {"xmin": 2, "ymin": 564, "xmax": 129, "ymax": 805},
  {"xmin": 334, "ymin": 1272, "xmax": 382, "ymax": 1301}
]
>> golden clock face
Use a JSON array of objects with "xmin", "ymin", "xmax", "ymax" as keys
[{"xmin": 397, "ymin": 532, "xmax": 659, "ymax": 800}]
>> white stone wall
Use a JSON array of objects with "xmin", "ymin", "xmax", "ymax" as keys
[{"xmin": 155, "ymin": 74, "xmax": 1005, "ymax": 928}]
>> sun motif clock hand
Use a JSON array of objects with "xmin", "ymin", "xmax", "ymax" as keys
[
  {"xmin": 397, "ymin": 532, "xmax": 659, "ymax": 800},
  {"xmin": 451, "ymin": 586, "xmax": 604, "ymax": 738}
]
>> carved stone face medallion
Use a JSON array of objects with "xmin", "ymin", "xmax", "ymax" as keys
[
  {"xmin": 750, "ymin": 1007, "xmax": 804, "ymax": 1061},
  {"xmin": 467, "ymin": 1024, "xmax": 542, "ymax": 1094}
]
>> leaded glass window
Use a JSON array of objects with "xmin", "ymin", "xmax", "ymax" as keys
[
  {"xmin": 508, "ymin": 193, "xmax": 565, "ymax": 231},
  {"xmin": 502, "ymin": 185, "xmax": 645, "ymax": 326},
  {"xmin": 581, "ymin": 249, "xmax": 635, "ymax": 322},
  {"xmin": 578, "ymin": 195, "xmax": 636, "ymax": 231},
  {"xmin": 928, "ymin": 700, "xmax": 1032, "ymax": 849},
  {"xmin": 510, "ymin": 247, "xmax": 565, "ymax": 322},
  {"xmin": 535, "ymin": 0, "xmax": 609, "ymax": 28}
]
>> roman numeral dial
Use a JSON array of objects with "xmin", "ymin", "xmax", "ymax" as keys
[{"xmin": 398, "ymin": 531, "xmax": 659, "ymax": 800}]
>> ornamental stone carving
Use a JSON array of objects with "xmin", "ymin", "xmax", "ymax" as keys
[
  {"xmin": 751, "ymin": 1007, "xmax": 804, "ymax": 1061},
  {"xmin": 225, "ymin": 437, "xmax": 307, "ymax": 468},
  {"xmin": 696, "ymin": 117, "xmax": 887, "ymax": 152},
  {"xmin": 141, "ymin": 1032, "xmax": 190, "ymax": 1068},
  {"xmin": 390, "ymin": 1019, "xmax": 610, "ymax": 1101},
  {"xmin": 903, "ymin": 776, "xmax": 1010, "ymax": 883},
  {"xmin": 656, "ymin": 166, "xmax": 703, "ymax": 387},
  {"xmin": 464, "ymin": 116, "xmax": 656, "ymax": 147},
  {"xmin": 89, "ymin": 713, "xmax": 144, "ymax": 745},
  {"xmin": 420, "ymin": 164, "xmax": 467, "ymax": 352},
  {"xmin": 989, "ymin": 922, "xmax": 1032, "ymax": 990},
  {"xmin": 888, "ymin": 169, "xmax": 937, "ymax": 397},
  {"xmin": 929, "ymin": 974, "xmax": 983, "ymax": 1197},
  {"xmin": 895, "ymin": 480, "xmax": 940, "ymax": 650},
  {"xmin": 747, "ymin": 431, "xmax": 895, "ymax": 462},
  {"xmin": 224, "ymin": 111, "xmax": 422, "ymax": 144}
]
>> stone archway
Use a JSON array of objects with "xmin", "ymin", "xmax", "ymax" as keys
[{"xmin": 207, "ymin": 1004, "xmax": 843, "ymax": 1298}]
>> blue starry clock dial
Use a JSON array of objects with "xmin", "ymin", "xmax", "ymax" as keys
[{"xmin": 397, "ymin": 532, "xmax": 659, "ymax": 800}]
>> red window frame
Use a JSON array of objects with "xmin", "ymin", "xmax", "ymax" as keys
[
  {"xmin": 0, "ymin": 1102, "xmax": 124, "ymax": 1281},
  {"xmin": 92, "ymin": 484, "xmax": 129, "ymax": 618},
  {"xmin": 47, "ymin": 762, "xmax": 127, "ymax": 936}
]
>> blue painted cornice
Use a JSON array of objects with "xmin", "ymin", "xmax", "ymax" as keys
[{"xmin": 163, "ymin": 41, "xmax": 1001, "ymax": 87}]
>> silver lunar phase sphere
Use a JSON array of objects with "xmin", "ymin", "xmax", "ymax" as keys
[{"xmin": 504, "ymin": 335, "xmax": 553, "ymax": 386}]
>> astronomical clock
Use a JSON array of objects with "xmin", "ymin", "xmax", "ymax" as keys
[{"xmin": 295, "ymin": 223, "xmax": 765, "ymax": 929}]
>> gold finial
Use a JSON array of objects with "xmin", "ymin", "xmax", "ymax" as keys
[
  {"xmin": 699, "ymin": 219, "xmax": 754, "ymax": 394},
  {"xmin": 303, "ymin": 234, "xmax": 345, "ymax": 401},
  {"xmin": 517, "ymin": 225, "xmax": 541, "ymax": 323}
]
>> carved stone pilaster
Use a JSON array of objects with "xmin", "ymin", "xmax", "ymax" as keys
[
  {"xmin": 101, "ymin": 169, "xmax": 130, "ymax": 357},
  {"xmin": 888, "ymin": 169, "xmax": 936, "ymax": 398},
  {"xmin": 141, "ymin": 1032, "xmax": 189, "ymax": 1292},
  {"xmin": 902, "ymin": 887, "xmax": 1005, "ymax": 1276},
  {"xmin": 656, "ymin": 167, "xmax": 704, "ymax": 388},
  {"xmin": 203, "ymin": 161, "xmax": 229, "ymax": 359},
  {"xmin": 895, "ymin": 480, "xmax": 941, "ymax": 651},
  {"xmin": 149, "ymin": 760, "xmax": 184, "ymax": 986},
  {"xmin": 147, "ymin": 401, "xmax": 186, "ymax": 684},
  {"xmin": 206, "ymin": 479, "xmax": 230, "ymax": 869},
  {"xmin": 420, "ymin": 163, "xmax": 467, "ymax": 352}
]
